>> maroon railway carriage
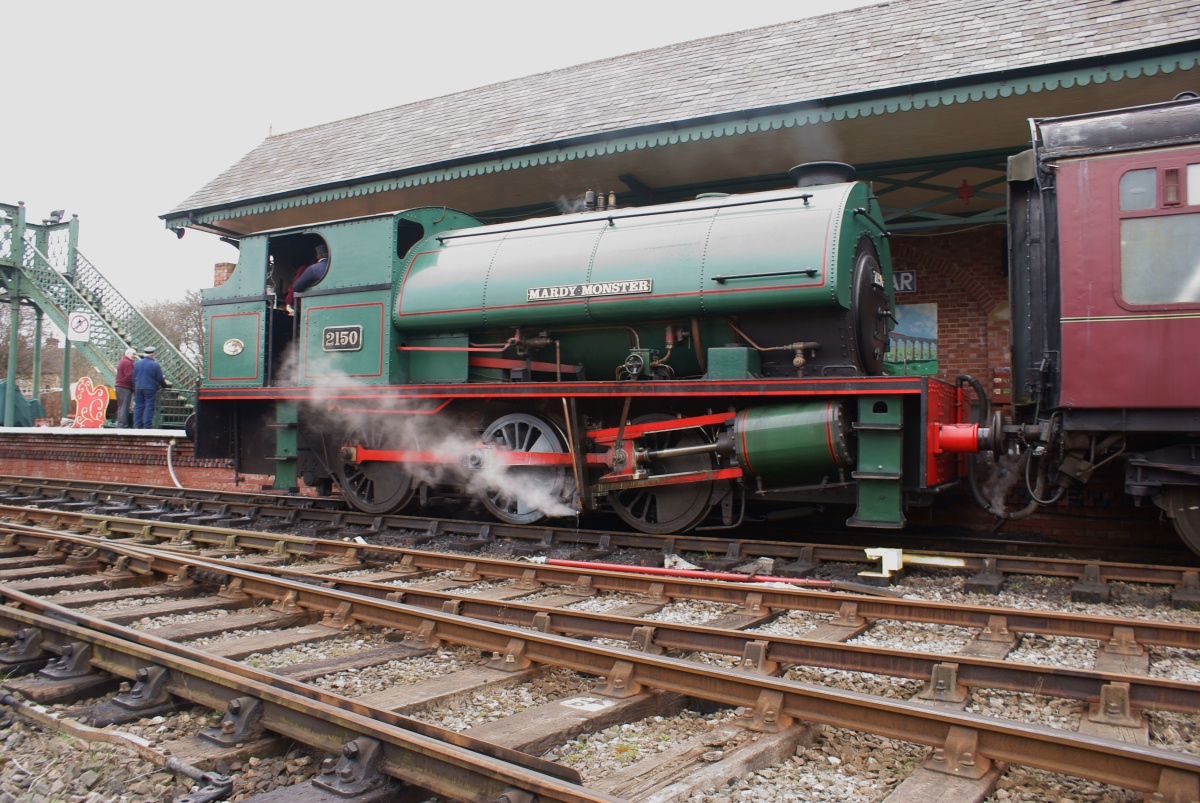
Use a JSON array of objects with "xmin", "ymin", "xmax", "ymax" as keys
[{"xmin": 1006, "ymin": 94, "xmax": 1200, "ymax": 550}]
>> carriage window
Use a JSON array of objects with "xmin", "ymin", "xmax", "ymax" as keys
[
  {"xmin": 1120, "ymin": 212, "xmax": 1200, "ymax": 304},
  {"xmin": 1119, "ymin": 168, "xmax": 1156, "ymax": 210},
  {"xmin": 1189, "ymin": 164, "xmax": 1200, "ymax": 206}
]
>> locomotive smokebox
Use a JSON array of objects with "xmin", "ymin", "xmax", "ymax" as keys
[{"xmin": 789, "ymin": 162, "xmax": 856, "ymax": 187}]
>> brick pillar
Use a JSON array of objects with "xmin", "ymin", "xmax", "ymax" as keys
[{"xmin": 214, "ymin": 262, "xmax": 236, "ymax": 287}]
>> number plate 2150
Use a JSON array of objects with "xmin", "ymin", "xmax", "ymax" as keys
[{"xmin": 322, "ymin": 325, "xmax": 363, "ymax": 352}]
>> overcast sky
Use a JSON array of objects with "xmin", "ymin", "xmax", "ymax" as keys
[{"xmin": 6, "ymin": 0, "xmax": 876, "ymax": 309}]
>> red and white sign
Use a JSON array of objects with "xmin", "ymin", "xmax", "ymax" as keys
[{"xmin": 67, "ymin": 310, "xmax": 91, "ymax": 343}]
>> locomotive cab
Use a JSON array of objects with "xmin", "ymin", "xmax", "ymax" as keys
[{"xmin": 195, "ymin": 207, "xmax": 481, "ymax": 486}]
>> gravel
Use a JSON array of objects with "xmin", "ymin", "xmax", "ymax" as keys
[
  {"xmin": 242, "ymin": 629, "xmax": 394, "ymax": 670},
  {"xmin": 535, "ymin": 565, "xmax": 1200, "ymax": 801},
  {"xmin": 311, "ymin": 647, "xmax": 487, "ymax": 696},
  {"xmin": 0, "ymin": 702, "xmax": 322, "ymax": 802},
  {"xmin": 5, "ymin": 553, "xmax": 1200, "ymax": 802}
]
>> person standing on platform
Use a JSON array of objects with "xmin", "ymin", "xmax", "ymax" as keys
[
  {"xmin": 132, "ymin": 346, "xmax": 165, "ymax": 429},
  {"xmin": 115, "ymin": 347, "xmax": 137, "ymax": 427}
]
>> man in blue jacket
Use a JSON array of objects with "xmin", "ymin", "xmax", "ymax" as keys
[{"xmin": 132, "ymin": 346, "xmax": 166, "ymax": 429}]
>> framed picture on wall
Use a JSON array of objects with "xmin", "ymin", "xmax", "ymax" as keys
[{"xmin": 883, "ymin": 303, "xmax": 939, "ymax": 376}]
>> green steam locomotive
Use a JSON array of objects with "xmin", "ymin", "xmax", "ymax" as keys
[{"xmin": 195, "ymin": 163, "xmax": 982, "ymax": 533}]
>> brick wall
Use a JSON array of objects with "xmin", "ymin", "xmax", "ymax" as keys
[
  {"xmin": 0, "ymin": 432, "xmax": 274, "ymax": 493},
  {"xmin": 891, "ymin": 226, "xmax": 1013, "ymax": 406},
  {"xmin": 213, "ymin": 262, "xmax": 236, "ymax": 288}
]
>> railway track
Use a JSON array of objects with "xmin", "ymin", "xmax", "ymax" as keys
[
  {"xmin": 2, "ymin": 475, "xmax": 1198, "ymax": 602},
  {"xmin": 3, "ymin": 519, "xmax": 1200, "ymax": 800},
  {"xmin": 2, "ymin": 473, "xmax": 1189, "ymax": 563}
]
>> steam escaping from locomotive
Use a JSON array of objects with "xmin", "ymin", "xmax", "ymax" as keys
[{"xmin": 298, "ymin": 357, "xmax": 579, "ymax": 520}]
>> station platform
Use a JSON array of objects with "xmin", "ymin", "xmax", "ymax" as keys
[{"xmin": 0, "ymin": 427, "xmax": 271, "ymax": 492}]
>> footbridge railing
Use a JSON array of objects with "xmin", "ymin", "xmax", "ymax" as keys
[{"xmin": 0, "ymin": 203, "xmax": 199, "ymax": 427}]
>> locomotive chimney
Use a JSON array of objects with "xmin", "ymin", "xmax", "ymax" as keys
[{"xmin": 788, "ymin": 162, "xmax": 856, "ymax": 187}]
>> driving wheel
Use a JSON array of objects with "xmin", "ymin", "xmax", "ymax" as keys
[
  {"xmin": 332, "ymin": 420, "xmax": 415, "ymax": 514},
  {"xmin": 609, "ymin": 414, "xmax": 715, "ymax": 534},
  {"xmin": 477, "ymin": 412, "xmax": 571, "ymax": 525}
]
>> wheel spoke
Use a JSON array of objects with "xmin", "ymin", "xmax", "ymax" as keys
[
  {"xmin": 331, "ymin": 425, "xmax": 414, "ymax": 515},
  {"xmin": 610, "ymin": 414, "xmax": 716, "ymax": 534},
  {"xmin": 478, "ymin": 413, "xmax": 569, "ymax": 525}
]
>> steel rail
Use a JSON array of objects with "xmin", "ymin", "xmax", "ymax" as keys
[
  {"xmin": 24, "ymin": 525, "xmax": 1197, "ymax": 718},
  {"xmin": 4, "ymin": 521, "xmax": 1200, "ymax": 651},
  {"xmin": 2, "ymin": 479, "xmax": 1195, "ymax": 585},
  {"xmin": 7, "ymin": 528, "xmax": 1200, "ymax": 796},
  {"xmin": 191, "ymin": 553, "xmax": 1200, "ymax": 716},
  {"xmin": 4, "ymin": 542, "xmax": 1199, "ymax": 799},
  {"xmin": 0, "ymin": 587, "xmax": 614, "ymax": 803}
]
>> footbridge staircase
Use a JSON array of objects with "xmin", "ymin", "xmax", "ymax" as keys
[{"xmin": 0, "ymin": 203, "xmax": 199, "ymax": 427}]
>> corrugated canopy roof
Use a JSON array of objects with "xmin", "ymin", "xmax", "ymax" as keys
[{"xmin": 167, "ymin": 0, "xmax": 1200, "ymax": 227}]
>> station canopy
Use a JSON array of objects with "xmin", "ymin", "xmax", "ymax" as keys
[{"xmin": 164, "ymin": 0, "xmax": 1200, "ymax": 237}]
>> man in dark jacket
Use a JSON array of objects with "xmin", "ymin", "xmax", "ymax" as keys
[
  {"xmin": 115, "ymin": 348, "xmax": 137, "ymax": 427},
  {"xmin": 132, "ymin": 346, "xmax": 166, "ymax": 429}
]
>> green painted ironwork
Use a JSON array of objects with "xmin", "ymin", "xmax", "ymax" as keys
[
  {"xmin": 5, "ymin": 274, "xmax": 19, "ymax": 427},
  {"xmin": 849, "ymin": 395, "xmax": 906, "ymax": 529},
  {"xmin": 271, "ymin": 400, "xmax": 299, "ymax": 492},
  {"xmin": 61, "ymin": 212, "xmax": 77, "ymax": 420},
  {"xmin": 0, "ymin": 203, "xmax": 200, "ymax": 428}
]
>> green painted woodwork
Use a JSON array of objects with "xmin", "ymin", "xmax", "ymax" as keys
[
  {"xmin": 734, "ymin": 401, "xmax": 849, "ymax": 482},
  {"xmin": 705, "ymin": 347, "xmax": 761, "ymax": 380},
  {"xmin": 849, "ymin": 395, "xmax": 906, "ymax": 528}
]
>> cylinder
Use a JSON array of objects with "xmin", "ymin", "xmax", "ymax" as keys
[{"xmin": 733, "ymin": 401, "xmax": 852, "ymax": 481}]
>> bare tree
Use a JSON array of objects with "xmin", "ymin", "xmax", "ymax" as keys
[
  {"xmin": 0, "ymin": 302, "xmax": 91, "ymax": 383},
  {"xmin": 139, "ymin": 290, "xmax": 204, "ymax": 365}
]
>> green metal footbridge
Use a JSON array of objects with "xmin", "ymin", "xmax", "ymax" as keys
[{"xmin": 0, "ymin": 202, "xmax": 199, "ymax": 428}]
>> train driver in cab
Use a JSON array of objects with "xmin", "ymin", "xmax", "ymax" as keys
[{"xmin": 285, "ymin": 244, "xmax": 329, "ymax": 313}]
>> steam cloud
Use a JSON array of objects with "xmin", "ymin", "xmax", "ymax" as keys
[
  {"xmin": 974, "ymin": 452, "xmax": 1025, "ymax": 516},
  {"xmin": 284, "ymin": 344, "xmax": 577, "ymax": 519}
]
